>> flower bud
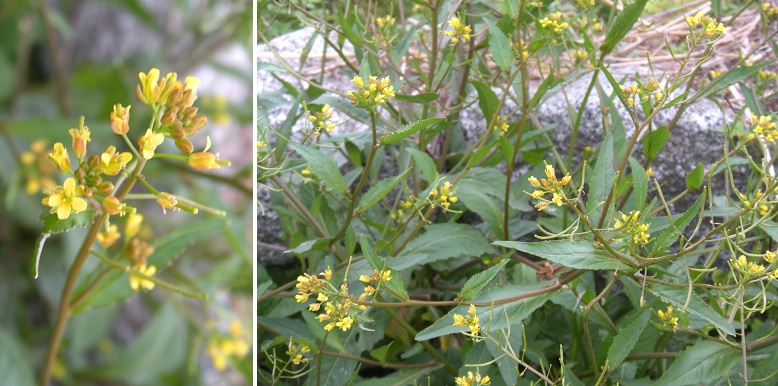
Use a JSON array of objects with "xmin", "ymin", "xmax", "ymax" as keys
[
  {"xmin": 188, "ymin": 151, "xmax": 230, "ymax": 170},
  {"xmin": 171, "ymin": 127, "xmax": 186, "ymax": 139},
  {"xmin": 109, "ymin": 104, "xmax": 131, "ymax": 135},
  {"xmin": 69, "ymin": 121, "xmax": 91, "ymax": 159},
  {"xmin": 88, "ymin": 155, "xmax": 100, "ymax": 169},
  {"xmin": 48, "ymin": 143, "xmax": 71, "ymax": 173},
  {"xmin": 190, "ymin": 116, "xmax": 208, "ymax": 131},
  {"xmin": 161, "ymin": 111, "xmax": 178, "ymax": 127},
  {"xmin": 98, "ymin": 181, "xmax": 115, "ymax": 195},
  {"xmin": 175, "ymin": 138, "xmax": 194, "ymax": 154},
  {"xmin": 103, "ymin": 196, "xmax": 128, "ymax": 216},
  {"xmin": 125, "ymin": 213, "xmax": 143, "ymax": 239}
]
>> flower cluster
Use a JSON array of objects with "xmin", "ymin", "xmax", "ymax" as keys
[
  {"xmin": 643, "ymin": 79, "xmax": 664, "ymax": 104},
  {"xmin": 390, "ymin": 198, "xmax": 414, "ymax": 221},
  {"xmin": 509, "ymin": 39, "xmax": 530, "ymax": 62},
  {"xmin": 206, "ymin": 319, "xmax": 250, "ymax": 371},
  {"xmin": 757, "ymin": 69, "xmax": 778, "ymax": 90},
  {"xmin": 657, "ymin": 305, "xmax": 679, "ymax": 331},
  {"xmin": 685, "ymin": 12, "xmax": 725, "ymax": 38},
  {"xmin": 286, "ymin": 339, "xmax": 311, "ymax": 366},
  {"xmin": 571, "ymin": 49, "xmax": 588, "ymax": 64},
  {"xmin": 308, "ymin": 104, "xmax": 335, "ymax": 135},
  {"xmin": 763, "ymin": 2, "xmax": 778, "ymax": 19},
  {"xmin": 613, "ymin": 211, "xmax": 651, "ymax": 245},
  {"xmin": 576, "ymin": 0, "xmax": 594, "ymax": 8},
  {"xmin": 359, "ymin": 268, "xmax": 392, "ymax": 296},
  {"xmin": 348, "ymin": 75, "xmax": 396, "ymax": 109},
  {"xmin": 443, "ymin": 17, "xmax": 472, "ymax": 44},
  {"xmin": 539, "ymin": 12, "xmax": 569, "ymax": 34},
  {"xmin": 749, "ymin": 115, "xmax": 778, "ymax": 142},
  {"xmin": 295, "ymin": 267, "xmax": 368, "ymax": 332},
  {"xmin": 453, "ymin": 304, "xmax": 481, "ymax": 337},
  {"xmin": 454, "ymin": 371, "xmax": 491, "ymax": 386},
  {"xmin": 621, "ymin": 83, "xmax": 642, "ymax": 106},
  {"xmin": 740, "ymin": 189, "xmax": 772, "ymax": 216},
  {"xmin": 492, "ymin": 115, "xmax": 510, "ymax": 135},
  {"xmin": 730, "ymin": 255, "xmax": 766, "ymax": 277},
  {"xmin": 429, "ymin": 180, "xmax": 458, "ymax": 210},
  {"xmin": 527, "ymin": 163, "xmax": 572, "ymax": 211}
]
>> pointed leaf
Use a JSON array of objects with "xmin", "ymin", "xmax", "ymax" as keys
[
  {"xmin": 394, "ymin": 92, "xmax": 439, "ymax": 104},
  {"xmin": 686, "ymin": 163, "xmax": 704, "ymax": 190},
  {"xmin": 495, "ymin": 240, "xmax": 632, "ymax": 271},
  {"xmin": 485, "ymin": 18, "xmax": 512, "ymax": 72},
  {"xmin": 459, "ymin": 260, "xmax": 508, "ymax": 301},
  {"xmin": 601, "ymin": 0, "xmax": 649, "ymax": 56},
  {"xmin": 358, "ymin": 168, "xmax": 411, "ymax": 211},
  {"xmin": 292, "ymin": 144, "xmax": 347, "ymax": 197},
  {"xmin": 33, "ymin": 208, "xmax": 97, "ymax": 278},
  {"xmin": 643, "ymin": 126, "xmax": 669, "ymax": 162},
  {"xmin": 654, "ymin": 341, "xmax": 739, "ymax": 386},
  {"xmin": 607, "ymin": 309, "xmax": 651, "ymax": 368},
  {"xmin": 473, "ymin": 81, "xmax": 499, "ymax": 125},
  {"xmin": 407, "ymin": 148, "xmax": 437, "ymax": 183},
  {"xmin": 588, "ymin": 134, "xmax": 616, "ymax": 213},
  {"xmin": 651, "ymin": 191, "xmax": 704, "ymax": 258},
  {"xmin": 381, "ymin": 118, "xmax": 445, "ymax": 145},
  {"xmin": 629, "ymin": 157, "xmax": 647, "ymax": 211}
]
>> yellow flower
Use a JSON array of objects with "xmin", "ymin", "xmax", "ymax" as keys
[
  {"xmin": 102, "ymin": 196, "xmax": 130, "ymax": 216},
  {"xmin": 69, "ymin": 125, "xmax": 91, "ymax": 159},
  {"xmin": 98, "ymin": 146, "xmax": 133, "ymax": 175},
  {"xmin": 136, "ymin": 68, "xmax": 175, "ymax": 105},
  {"xmin": 96, "ymin": 224, "xmax": 121, "ymax": 248},
  {"xmin": 138, "ymin": 129, "xmax": 165, "ymax": 159},
  {"xmin": 48, "ymin": 143, "xmax": 71, "ymax": 173},
  {"xmin": 207, "ymin": 337, "xmax": 229, "ymax": 371},
  {"xmin": 125, "ymin": 213, "xmax": 143, "ymax": 239},
  {"xmin": 453, "ymin": 304, "xmax": 481, "ymax": 337},
  {"xmin": 44, "ymin": 178, "xmax": 88, "ymax": 220},
  {"xmin": 376, "ymin": 15, "xmax": 395, "ymax": 27},
  {"xmin": 156, "ymin": 192, "xmax": 178, "ymax": 214},
  {"xmin": 443, "ymin": 17, "xmax": 472, "ymax": 44},
  {"xmin": 188, "ymin": 151, "xmax": 230, "ymax": 170},
  {"xmin": 657, "ymin": 305, "xmax": 679, "ymax": 331},
  {"xmin": 455, "ymin": 371, "xmax": 491, "ymax": 386},
  {"xmin": 765, "ymin": 250, "xmax": 776, "ymax": 264},
  {"xmin": 129, "ymin": 263, "xmax": 157, "ymax": 291},
  {"xmin": 110, "ymin": 104, "xmax": 131, "ymax": 135},
  {"xmin": 539, "ymin": 12, "xmax": 569, "ymax": 34},
  {"xmin": 335, "ymin": 316, "xmax": 354, "ymax": 331}
]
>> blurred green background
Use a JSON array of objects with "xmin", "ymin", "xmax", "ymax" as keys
[{"xmin": 0, "ymin": 1, "xmax": 254, "ymax": 385}]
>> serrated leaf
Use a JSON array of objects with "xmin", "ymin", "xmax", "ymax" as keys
[
  {"xmin": 459, "ymin": 260, "xmax": 508, "ymax": 301},
  {"xmin": 485, "ymin": 18, "xmax": 512, "ymax": 72},
  {"xmin": 650, "ymin": 192, "xmax": 704, "ymax": 258},
  {"xmin": 369, "ymin": 343, "xmax": 392, "ymax": 366},
  {"xmin": 382, "ymin": 118, "xmax": 444, "ymax": 145},
  {"xmin": 494, "ymin": 240, "xmax": 633, "ymax": 271},
  {"xmin": 358, "ymin": 168, "xmax": 411, "ymax": 211},
  {"xmin": 407, "ymin": 148, "xmax": 437, "ymax": 183},
  {"xmin": 686, "ymin": 163, "xmax": 704, "ymax": 190},
  {"xmin": 629, "ymin": 157, "xmax": 647, "ymax": 211},
  {"xmin": 394, "ymin": 92, "xmax": 438, "ymax": 103},
  {"xmin": 654, "ymin": 341, "xmax": 739, "ymax": 386},
  {"xmin": 473, "ymin": 81, "xmax": 499, "ymax": 125},
  {"xmin": 646, "ymin": 284, "xmax": 734, "ymax": 336},
  {"xmin": 33, "ymin": 208, "xmax": 97, "ymax": 278},
  {"xmin": 291, "ymin": 144, "xmax": 347, "ymax": 197},
  {"xmin": 643, "ymin": 125, "xmax": 669, "ymax": 163},
  {"xmin": 392, "ymin": 224, "xmax": 496, "ymax": 270},
  {"xmin": 601, "ymin": 0, "xmax": 649, "ymax": 56},
  {"xmin": 360, "ymin": 235, "xmax": 383, "ymax": 271},
  {"xmin": 607, "ymin": 309, "xmax": 651, "ymax": 368},
  {"xmin": 416, "ymin": 283, "xmax": 557, "ymax": 341}
]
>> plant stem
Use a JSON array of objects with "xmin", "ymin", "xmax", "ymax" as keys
[{"xmin": 41, "ymin": 159, "xmax": 146, "ymax": 385}]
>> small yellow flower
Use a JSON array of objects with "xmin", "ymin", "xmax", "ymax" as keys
[
  {"xmin": 102, "ymin": 196, "xmax": 130, "ymax": 216},
  {"xmin": 138, "ymin": 129, "xmax": 165, "ymax": 159},
  {"xmin": 129, "ymin": 263, "xmax": 157, "ymax": 292},
  {"xmin": 657, "ymin": 305, "xmax": 679, "ymax": 331},
  {"xmin": 69, "ymin": 125, "xmax": 91, "ymax": 159},
  {"xmin": 335, "ymin": 316, "xmax": 354, "ymax": 331},
  {"xmin": 189, "ymin": 151, "xmax": 230, "ymax": 170},
  {"xmin": 156, "ymin": 192, "xmax": 178, "ymax": 214},
  {"xmin": 443, "ymin": 17, "xmax": 472, "ymax": 44},
  {"xmin": 539, "ymin": 12, "xmax": 569, "ymax": 34},
  {"xmin": 48, "ymin": 143, "xmax": 71, "ymax": 173},
  {"xmin": 98, "ymin": 146, "xmax": 133, "ymax": 175},
  {"xmin": 453, "ymin": 304, "xmax": 481, "ymax": 337},
  {"xmin": 110, "ymin": 104, "xmax": 131, "ymax": 135},
  {"xmin": 96, "ymin": 224, "xmax": 121, "ymax": 248},
  {"xmin": 44, "ymin": 178, "xmax": 88, "ymax": 220},
  {"xmin": 125, "ymin": 213, "xmax": 143, "ymax": 239},
  {"xmin": 764, "ymin": 250, "xmax": 776, "ymax": 264},
  {"xmin": 136, "ymin": 68, "xmax": 177, "ymax": 105},
  {"xmin": 455, "ymin": 371, "xmax": 491, "ymax": 386}
]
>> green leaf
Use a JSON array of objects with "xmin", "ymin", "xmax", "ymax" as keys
[
  {"xmin": 358, "ymin": 168, "xmax": 411, "ymax": 211},
  {"xmin": 498, "ymin": 136, "xmax": 515, "ymax": 164},
  {"xmin": 459, "ymin": 260, "xmax": 508, "ymax": 301},
  {"xmin": 601, "ymin": 0, "xmax": 649, "ymax": 56},
  {"xmin": 650, "ymin": 191, "xmax": 704, "ymax": 258},
  {"xmin": 344, "ymin": 139, "xmax": 362, "ymax": 167},
  {"xmin": 629, "ymin": 157, "xmax": 647, "ymax": 211},
  {"xmin": 527, "ymin": 74, "xmax": 558, "ymax": 110},
  {"xmin": 473, "ymin": 81, "xmax": 499, "ymax": 125},
  {"xmin": 407, "ymin": 148, "xmax": 437, "ymax": 183},
  {"xmin": 485, "ymin": 18, "xmax": 513, "ymax": 72},
  {"xmin": 697, "ymin": 61, "xmax": 770, "ymax": 100},
  {"xmin": 291, "ymin": 144, "xmax": 348, "ymax": 197},
  {"xmin": 393, "ymin": 224, "xmax": 496, "ymax": 270},
  {"xmin": 685, "ymin": 163, "xmax": 704, "ymax": 190},
  {"xmin": 33, "ymin": 208, "xmax": 97, "ymax": 278},
  {"xmin": 654, "ymin": 341, "xmax": 739, "ymax": 386},
  {"xmin": 457, "ymin": 168, "xmax": 507, "ymax": 235},
  {"xmin": 369, "ymin": 343, "xmax": 392, "ymax": 366},
  {"xmin": 663, "ymin": 91, "xmax": 689, "ymax": 109},
  {"xmin": 600, "ymin": 63, "xmax": 630, "ymax": 110},
  {"xmin": 416, "ymin": 283, "xmax": 557, "ymax": 340},
  {"xmin": 381, "ymin": 118, "xmax": 445, "ymax": 145},
  {"xmin": 522, "ymin": 147, "xmax": 549, "ymax": 166},
  {"xmin": 274, "ymin": 95, "xmax": 302, "ymax": 159},
  {"xmin": 645, "ymin": 284, "xmax": 734, "ymax": 336},
  {"xmin": 288, "ymin": 238, "xmax": 331, "ymax": 254},
  {"xmin": 360, "ymin": 235, "xmax": 384, "ymax": 271},
  {"xmin": 338, "ymin": 9, "xmax": 364, "ymax": 48},
  {"xmin": 360, "ymin": 236, "xmax": 408, "ymax": 301},
  {"xmin": 394, "ymin": 92, "xmax": 439, "ymax": 103},
  {"xmin": 758, "ymin": 220, "xmax": 778, "ymax": 243},
  {"xmin": 588, "ymin": 134, "xmax": 616, "ymax": 214},
  {"xmin": 607, "ymin": 309, "xmax": 651, "ymax": 368},
  {"xmin": 494, "ymin": 240, "xmax": 633, "ymax": 271},
  {"xmin": 643, "ymin": 125, "xmax": 669, "ymax": 163}
]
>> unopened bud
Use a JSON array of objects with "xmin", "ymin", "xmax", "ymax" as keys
[
  {"xmin": 171, "ymin": 127, "xmax": 186, "ymax": 139},
  {"xmin": 175, "ymin": 138, "xmax": 193, "ymax": 154},
  {"xmin": 161, "ymin": 111, "xmax": 177, "ymax": 127},
  {"xmin": 191, "ymin": 116, "xmax": 207, "ymax": 131},
  {"xmin": 98, "ymin": 181, "xmax": 115, "ymax": 195},
  {"xmin": 87, "ymin": 155, "xmax": 100, "ymax": 169}
]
